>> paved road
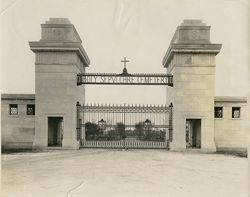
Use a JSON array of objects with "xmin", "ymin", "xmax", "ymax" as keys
[{"xmin": 1, "ymin": 149, "xmax": 249, "ymax": 197}]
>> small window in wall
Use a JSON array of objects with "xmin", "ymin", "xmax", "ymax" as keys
[
  {"xmin": 214, "ymin": 107, "xmax": 223, "ymax": 118},
  {"xmin": 27, "ymin": 105, "xmax": 35, "ymax": 115},
  {"xmin": 9, "ymin": 104, "xmax": 18, "ymax": 115},
  {"xmin": 232, "ymin": 107, "xmax": 240, "ymax": 118}
]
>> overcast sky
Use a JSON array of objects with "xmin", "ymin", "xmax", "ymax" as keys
[{"xmin": 0, "ymin": 0, "xmax": 249, "ymax": 104}]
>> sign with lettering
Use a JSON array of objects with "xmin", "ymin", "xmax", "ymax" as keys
[{"xmin": 77, "ymin": 73, "xmax": 173, "ymax": 86}]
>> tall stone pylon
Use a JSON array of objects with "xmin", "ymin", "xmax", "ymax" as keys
[
  {"xmin": 30, "ymin": 18, "xmax": 90, "ymax": 149},
  {"xmin": 163, "ymin": 20, "xmax": 222, "ymax": 152}
]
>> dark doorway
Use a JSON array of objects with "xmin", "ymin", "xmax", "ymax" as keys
[
  {"xmin": 48, "ymin": 117, "xmax": 63, "ymax": 147},
  {"xmin": 186, "ymin": 119, "xmax": 201, "ymax": 148}
]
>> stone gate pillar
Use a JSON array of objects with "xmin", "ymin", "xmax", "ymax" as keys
[
  {"xmin": 30, "ymin": 18, "xmax": 90, "ymax": 149},
  {"xmin": 163, "ymin": 20, "xmax": 221, "ymax": 152}
]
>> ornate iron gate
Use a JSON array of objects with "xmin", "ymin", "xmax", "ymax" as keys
[{"xmin": 77, "ymin": 102, "xmax": 173, "ymax": 149}]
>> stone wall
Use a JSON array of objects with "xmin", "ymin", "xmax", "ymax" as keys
[
  {"xmin": 214, "ymin": 97, "xmax": 247, "ymax": 154},
  {"xmin": 2, "ymin": 94, "xmax": 247, "ymax": 152},
  {"xmin": 1, "ymin": 94, "xmax": 35, "ymax": 150}
]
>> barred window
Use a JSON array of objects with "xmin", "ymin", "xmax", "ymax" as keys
[
  {"xmin": 232, "ymin": 107, "xmax": 240, "ymax": 118},
  {"xmin": 27, "ymin": 105, "xmax": 35, "ymax": 115},
  {"xmin": 9, "ymin": 104, "xmax": 18, "ymax": 115},
  {"xmin": 214, "ymin": 107, "xmax": 223, "ymax": 118}
]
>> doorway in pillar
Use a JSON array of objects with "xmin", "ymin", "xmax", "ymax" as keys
[
  {"xmin": 48, "ymin": 117, "xmax": 63, "ymax": 147},
  {"xmin": 186, "ymin": 119, "xmax": 201, "ymax": 149}
]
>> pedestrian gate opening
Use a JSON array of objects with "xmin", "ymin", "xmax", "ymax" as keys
[
  {"xmin": 186, "ymin": 119, "xmax": 201, "ymax": 149},
  {"xmin": 77, "ymin": 103, "xmax": 173, "ymax": 149},
  {"xmin": 48, "ymin": 117, "xmax": 63, "ymax": 147}
]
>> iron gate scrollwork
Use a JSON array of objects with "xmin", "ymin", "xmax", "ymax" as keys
[{"xmin": 76, "ymin": 102, "xmax": 173, "ymax": 149}]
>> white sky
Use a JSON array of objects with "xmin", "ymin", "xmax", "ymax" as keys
[{"xmin": 0, "ymin": 0, "xmax": 249, "ymax": 104}]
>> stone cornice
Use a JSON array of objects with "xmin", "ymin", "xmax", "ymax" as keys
[
  {"xmin": 29, "ymin": 41, "xmax": 90, "ymax": 67},
  {"xmin": 177, "ymin": 26, "xmax": 211, "ymax": 30},
  {"xmin": 162, "ymin": 43, "xmax": 222, "ymax": 68},
  {"xmin": 1, "ymin": 94, "xmax": 35, "ymax": 100},
  {"xmin": 41, "ymin": 23, "xmax": 82, "ymax": 43},
  {"xmin": 214, "ymin": 96, "xmax": 247, "ymax": 103}
]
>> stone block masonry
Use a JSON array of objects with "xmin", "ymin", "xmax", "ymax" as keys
[
  {"xmin": 29, "ymin": 18, "xmax": 90, "ymax": 150},
  {"xmin": 163, "ymin": 19, "xmax": 222, "ymax": 152}
]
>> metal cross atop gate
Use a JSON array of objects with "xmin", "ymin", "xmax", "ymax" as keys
[
  {"xmin": 77, "ymin": 102, "xmax": 173, "ymax": 149},
  {"xmin": 121, "ymin": 57, "xmax": 129, "ymax": 68}
]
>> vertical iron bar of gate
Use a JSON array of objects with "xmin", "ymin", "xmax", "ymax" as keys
[
  {"xmin": 82, "ymin": 104, "xmax": 85, "ymax": 146},
  {"xmin": 76, "ymin": 101, "xmax": 81, "ymax": 142},
  {"xmin": 168, "ymin": 102, "xmax": 173, "ymax": 146},
  {"xmin": 123, "ymin": 103, "xmax": 126, "ymax": 149}
]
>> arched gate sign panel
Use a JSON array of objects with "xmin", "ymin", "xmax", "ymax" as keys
[{"xmin": 77, "ymin": 103, "xmax": 173, "ymax": 149}]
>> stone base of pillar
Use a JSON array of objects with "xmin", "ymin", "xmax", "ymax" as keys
[
  {"xmin": 201, "ymin": 144, "xmax": 217, "ymax": 152},
  {"xmin": 169, "ymin": 142, "xmax": 186, "ymax": 151},
  {"xmin": 169, "ymin": 142, "xmax": 216, "ymax": 153},
  {"xmin": 32, "ymin": 138, "xmax": 47, "ymax": 150},
  {"xmin": 62, "ymin": 139, "xmax": 80, "ymax": 150},
  {"xmin": 201, "ymin": 139, "xmax": 217, "ymax": 153},
  {"xmin": 32, "ymin": 139, "xmax": 80, "ymax": 150},
  {"xmin": 32, "ymin": 145, "xmax": 47, "ymax": 151}
]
